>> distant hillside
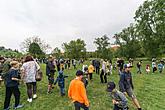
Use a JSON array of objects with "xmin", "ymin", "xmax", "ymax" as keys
[{"xmin": 0, "ymin": 46, "xmax": 22, "ymax": 58}]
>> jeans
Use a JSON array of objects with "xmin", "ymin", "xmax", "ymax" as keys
[
  {"xmin": 74, "ymin": 101, "xmax": 89, "ymax": 110},
  {"xmin": 95, "ymin": 67, "xmax": 100, "ymax": 74},
  {"xmin": 4, "ymin": 86, "xmax": 20, "ymax": 109},
  {"xmin": 26, "ymin": 82, "xmax": 37, "ymax": 98},
  {"xmin": 60, "ymin": 87, "xmax": 65, "ymax": 95}
]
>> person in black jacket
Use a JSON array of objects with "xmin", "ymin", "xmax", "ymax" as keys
[
  {"xmin": 46, "ymin": 55, "xmax": 56, "ymax": 94},
  {"xmin": 119, "ymin": 64, "xmax": 141, "ymax": 110},
  {"xmin": 4, "ymin": 61, "xmax": 24, "ymax": 110}
]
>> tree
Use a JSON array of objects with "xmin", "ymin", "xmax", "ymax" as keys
[
  {"xmin": 94, "ymin": 35, "xmax": 112, "ymax": 59},
  {"xmin": 134, "ymin": 0, "xmax": 165, "ymax": 57},
  {"xmin": 21, "ymin": 36, "xmax": 51, "ymax": 53},
  {"xmin": 114, "ymin": 24, "xmax": 144, "ymax": 59},
  {"xmin": 51, "ymin": 47, "xmax": 61, "ymax": 58},
  {"xmin": 21, "ymin": 36, "xmax": 50, "ymax": 58},
  {"xmin": 29, "ymin": 42, "xmax": 45, "ymax": 58},
  {"xmin": 62, "ymin": 39, "xmax": 86, "ymax": 59}
]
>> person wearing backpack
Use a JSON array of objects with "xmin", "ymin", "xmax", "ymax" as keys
[
  {"xmin": 119, "ymin": 64, "xmax": 141, "ymax": 110},
  {"xmin": 54, "ymin": 70, "xmax": 68, "ymax": 96}
]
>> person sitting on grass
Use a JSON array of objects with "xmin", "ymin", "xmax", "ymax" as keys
[
  {"xmin": 107, "ymin": 81, "xmax": 128, "ymax": 110},
  {"xmin": 54, "ymin": 70, "xmax": 68, "ymax": 96},
  {"xmin": 4, "ymin": 61, "xmax": 24, "ymax": 110}
]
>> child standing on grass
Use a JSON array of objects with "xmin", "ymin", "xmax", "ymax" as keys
[
  {"xmin": 4, "ymin": 61, "xmax": 24, "ymax": 110},
  {"xmin": 88, "ymin": 64, "xmax": 95, "ymax": 81},
  {"xmin": 146, "ymin": 65, "xmax": 150, "ymax": 74},
  {"xmin": 107, "ymin": 82, "xmax": 128, "ymax": 110},
  {"xmin": 54, "ymin": 70, "xmax": 68, "ymax": 96},
  {"xmin": 158, "ymin": 61, "xmax": 163, "ymax": 73}
]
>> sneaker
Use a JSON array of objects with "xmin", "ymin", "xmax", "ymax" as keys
[
  {"xmin": 33, "ymin": 94, "xmax": 37, "ymax": 99},
  {"xmin": 27, "ymin": 98, "xmax": 32, "ymax": 103},
  {"xmin": 14, "ymin": 104, "xmax": 24, "ymax": 109},
  {"xmin": 4, "ymin": 106, "xmax": 10, "ymax": 110}
]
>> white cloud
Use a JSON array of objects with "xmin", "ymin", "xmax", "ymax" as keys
[{"xmin": 0, "ymin": 0, "xmax": 144, "ymax": 52}]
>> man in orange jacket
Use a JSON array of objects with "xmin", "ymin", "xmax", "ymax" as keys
[{"xmin": 68, "ymin": 70, "xmax": 89, "ymax": 110}]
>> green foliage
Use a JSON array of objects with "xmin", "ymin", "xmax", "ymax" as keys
[
  {"xmin": 62, "ymin": 39, "xmax": 86, "ymax": 59},
  {"xmin": 52, "ymin": 47, "xmax": 62, "ymax": 58},
  {"xmin": 29, "ymin": 43, "xmax": 45, "ymax": 58},
  {"xmin": 114, "ymin": 24, "xmax": 144, "ymax": 59},
  {"xmin": 94, "ymin": 35, "xmax": 113, "ymax": 60},
  {"xmin": 21, "ymin": 36, "xmax": 51, "ymax": 54},
  {"xmin": 0, "ymin": 46, "xmax": 22, "ymax": 58},
  {"xmin": 134, "ymin": 0, "xmax": 165, "ymax": 57}
]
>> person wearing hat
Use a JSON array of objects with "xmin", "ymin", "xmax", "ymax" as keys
[
  {"xmin": 54, "ymin": 70, "xmax": 68, "ymax": 96},
  {"xmin": 107, "ymin": 82, "xmax": 128, "ymax": 110},
  {"xmin": 4, "ymin": 61, "xmax": 24, "ymax": 110},
  {"xmin": 68, "ymin": 70, "xmax": 89, "ymax": 110},
  {"xmin": 119, "ymin": 64, "xmax": 141, "ymax": 110}
]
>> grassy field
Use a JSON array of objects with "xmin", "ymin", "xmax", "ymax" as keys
[{"xmin": 0, "ymin": 61, "xmax": 165, "ymax": 110}]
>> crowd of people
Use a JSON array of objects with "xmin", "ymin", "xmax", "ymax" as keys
[{"xmin": 0, "ymin": 55, "xmax": 164, "ymax": 110}]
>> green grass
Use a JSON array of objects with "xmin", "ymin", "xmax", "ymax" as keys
[{"xmin": 0, "ymin": 61, "xmax": 165, "ymax": 110}]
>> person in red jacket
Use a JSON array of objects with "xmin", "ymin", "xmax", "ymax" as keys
[{"xmin": 68, "ymin": 70, "xmax": 89, "ymax": 110}]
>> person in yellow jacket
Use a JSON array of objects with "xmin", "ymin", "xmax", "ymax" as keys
[
  {"xmin": 88, "ymin": 64, "xmax": 95, "ymax": 80},
  {"xmin": 68, "ymin": 70, "xmax": 89, "ymax": 110}
]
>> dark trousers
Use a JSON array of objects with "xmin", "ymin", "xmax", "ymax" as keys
[
  {"xmin": 100, "ymin": 70, "xmax": 107, "ymax": 83},
  {"xmin": 4, "ymin": 86, "xmax": 20, "ymax": 109},
  {"xmin": 114, "ymin": 104, "xmax": 128, "ymax": 110},
  {"xmin": 60, "ymin": 87, "xmax": 65, "ymax": 95},
  {"xmin": 26, "ymin": 82, "xmax": 37, "ymax": 98},
  {"xmin": 95, "ymin": 67, "xmax": 100, "ymax": 74},
  {"xmin": 74, "ymin": 101, "xmax": 89, "ymax": 110},
  {"xmin": 89, "ymin": 73, "xmax": 93, "ymax": 80}
]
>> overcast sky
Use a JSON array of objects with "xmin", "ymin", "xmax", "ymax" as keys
[{"xmin": 0, "ymin": 0, "xmax": 144, "ymax": 52}]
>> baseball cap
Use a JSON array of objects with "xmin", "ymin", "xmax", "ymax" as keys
[
  {"xmin": 76, "ymin": 70, "xmax": 84, "ymax": 76},
  {"xmin": 124, "ymin": 64, "xmax": 131, "ymax": 69},
  {"xmin": 107, "ymin": 82, "xmax": 116, "ymax": 92}
]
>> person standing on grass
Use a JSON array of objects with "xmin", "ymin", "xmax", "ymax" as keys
[
  {"xmin": 152, "ymin": 60, "xmax": 157, "ymax": 73},
  {"xmin": 4, "ymin": 61, "xmax": 24, "ymax": 110},
  {"xmin": 119, "ymin": 64, "xmax": 142, "ymax": 110},
  {"xmin": 137, "ymin": 60, "xmax": 142, "ymax": 74},
  {"xmin": 158, "ymin": 61, "xmax": 164, "ymax": 73},
  {"xmin": 68, "ymin": 70, "xmax": 89, "ymax": 110},
  {"xmin": 88, "ymin": 64, "xmax": 95, "ymax": 81},
  {"xmin": 145, "ymin": 64, "xmax": 150, "ymax": 74},
  {"xmin": 54, "ymin": 70, "xmax": 68, "ymax": 96},
  {"xmin": 100, "ymin": 60, "xmax": 107, "ymax": 83},
  {"xmin": 46, "ymin": 55, "xmax": 56, "ymax": 94},
  {"xmin": 95, "ymin": 60, "xmax": 100, "ymax": 74},
  {"xmin": 21, "ymin": 55, "xmax": 40, "ymax": 103}
]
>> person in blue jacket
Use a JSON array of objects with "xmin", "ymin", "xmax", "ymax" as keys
[
  {"xmin": 54, "ymin": 70, "xmax": 68, "ymax": 96},
  {"xmin": 119, "ymin": 64, "xmax": 141, "ymax": 110}
]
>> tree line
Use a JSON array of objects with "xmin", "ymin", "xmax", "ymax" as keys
[{"xmin": 1, "ymin": 0, "xmax": 164, "ymax": 59}]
